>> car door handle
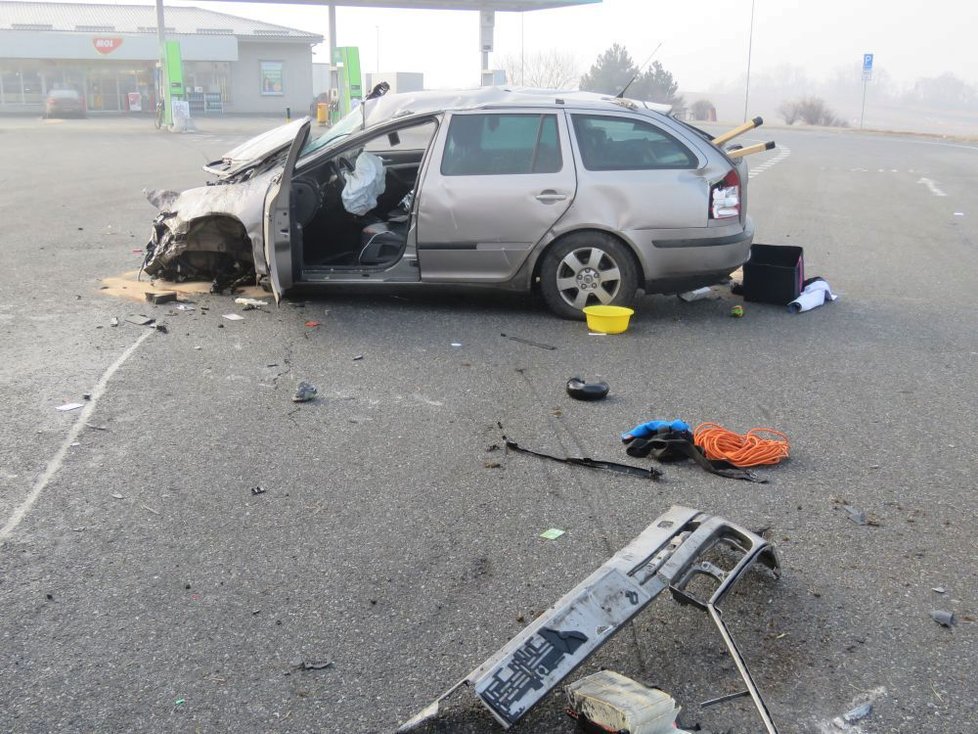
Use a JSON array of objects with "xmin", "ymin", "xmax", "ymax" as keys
[{"xmin": 535, "ymin": 191, "xmax": 568, "ymax": 203}]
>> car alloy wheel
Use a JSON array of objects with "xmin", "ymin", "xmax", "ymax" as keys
[{"xmin": 540, "ymin": 232, "xmax": 638, "ymax": 319}]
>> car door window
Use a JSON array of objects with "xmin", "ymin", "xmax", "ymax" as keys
[
  {"xmin": 441, "ymin": 113, "xmax": 562, "ymax": 176},
  {"xmin": 572, "ymin": 114, "xmax": 697, "ymax": 171}
]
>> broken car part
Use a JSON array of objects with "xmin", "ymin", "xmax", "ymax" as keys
[
  {"xmin": 504, "ymin": 437, "xmax": 661, "ymax": 481},
  {"xmin": 565, "ymin": 670, "xmax": 691, "ymax": 734},
  {"xmin": 500, "ymin": 333, "xmax": 557, "ymax": 351},
  {"xmin": 396, "ymin": 505, "xmax": 781, "ymax": 732},
  {"xmin": 292, "ymin": 381, "xmax": 318, "ymax": 403},
  {"xmin": 566, "ymin": 377, "xmax": 610, "ymax": 401}
]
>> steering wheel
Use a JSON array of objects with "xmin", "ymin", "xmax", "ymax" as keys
[{"xmin": 337, "ymin": 155, "xmax": 355, "ymax": 173}]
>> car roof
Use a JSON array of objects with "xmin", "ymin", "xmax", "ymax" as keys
[{"xmin": 357, "ymin": 86, "xmax": 673, "ymax": 129}]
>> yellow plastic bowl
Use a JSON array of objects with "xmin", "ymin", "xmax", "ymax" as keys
[{"xmin": 582, "ymin": 305, "xmax": 634, "ymax": 334}]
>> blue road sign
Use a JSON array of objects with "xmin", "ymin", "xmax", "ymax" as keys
[{"xmin": 863, "ymin": 53, "xmax": 874, "ymax": 71}]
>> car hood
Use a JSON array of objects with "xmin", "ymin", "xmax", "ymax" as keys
[{"xmin": 203, "ymin": 118, "xmax": 308, "ymax": 178}]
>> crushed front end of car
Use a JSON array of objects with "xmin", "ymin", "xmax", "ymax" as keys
[{"xmin": 142, "ymin": 178, "xmax": 270, "ymax": 292}]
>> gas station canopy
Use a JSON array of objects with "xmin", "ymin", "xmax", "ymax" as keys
[
  {"xmin": 200, "ymin": 0, "xmax": 601, "ymax": 87},
  {"xmin": 204, "ymin": 1, "xmax": 599, "ymax": 9}
]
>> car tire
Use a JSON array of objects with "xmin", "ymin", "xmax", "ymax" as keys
[{"xmin": 539, "ymin": 232, "xmax": 639, "ymax": 320}]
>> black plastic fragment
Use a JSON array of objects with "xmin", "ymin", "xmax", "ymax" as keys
[{"xmin": 566, "ymin": 377, "xmax": 610, "ymax": 401}]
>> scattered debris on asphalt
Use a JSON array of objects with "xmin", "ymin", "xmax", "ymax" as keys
[
  {"xmin": 831, "ymin": 498, "xmax": 881, "ymax": 527},
  {"xmin": 504, "ymin": 435, "xmax": 662, "ymax": 480},
  {"xmin": 565, "ymin": 671, "xmax": 689, "ymax": 734},
  {"xmin": 234, "ymin": 297, "xmax": 268, "ymax": 308},
  {"xmin": 125, "ymin": 314, "xmax": 155, "ymax": 326},
  {"xmin": 566, "ymin": 376, "xmax": 610, "ymax": 401},
  {"xmin": 539, "ymin": 528, "xmax": 565, "ymax": 540},
  {"xmin": 304, "ymin": 320, "xmax": 320, "ymax": 328},
  {"xmin": 500, "ymin": 333, "xmax": 557, "ymax": 350},
  {"xmin": 730, "ymin": 304, "xmax": 744, "ymax": 317},
  {"xmin": 292, "ymin": 381, "xmax": 318, "ymax": 403},
  {"xmin": 677, "ymin": 286, "xmax": 713, "ymax": 302},
  {"xmin": 844, "ymin": 506, "xmax": 868, "ymax": 525},
  {"xmin": 111, "ymin": 493, "xmax": 124, "ymax": 499},
  {"xmin": 931, "ymin": 609, "xmax": 956, "ymax": 627},
  {"xmin": 932, "ymin": 586, "xmax": 947, "ymax": 594},
  {"xmin": 397, "ymin": 506, "xmax": 780, "ymax": 733},
  {"xmin": 353, "ymin": 354, "xmax": 364, "ymax": 361},
  {"xmin": 155, "ymin": 322, "xmax": 169, "ymax": 333},
  {"xmin": 175, "ymin": 304, "xmax": 195, "ymax": 311},
  {"xmin": 56, "ymin": 403, "xmax": 84, "ymax": 412},
  {"xmin": 450, "ymin": 342, "xmax": 462, "ymax": 347},
  {"xmin": 291, "ymin": 657, "xmax": 334, "ymax": 671},
  {"xmin": 109, "ymin": 317, "xmax": 119, "ymax": 327},
  {"xmin": 222, "ymin": 313, "xmax": 244, "ymax": 321},
  {"xmin": 85, "ymin": 423, "xmax": 108, "ymax": 431},
  {"xmin": 840, "ymin": 702, "xmax": 873, "ymax": 724},
  {"xmin": 251, "ymin": 485, "xmax": 267, "ymax": 496},
  {"xmin": 145, "ymin": 290, "xmax": 177, "ymax": 304}
]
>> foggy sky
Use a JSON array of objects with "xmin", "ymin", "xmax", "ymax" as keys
[{"xmin": 46, "ymin": 0, "xmax": 978, "ymax": 92}]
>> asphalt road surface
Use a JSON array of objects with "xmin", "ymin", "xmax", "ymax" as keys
[{"xmin": 0, "ymin": 113, "xmax": 975, "ymax": 734}]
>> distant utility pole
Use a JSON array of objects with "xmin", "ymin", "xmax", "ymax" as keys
[{"xmin": 743, "ymin": 0, "xmax": 755, "ymax": 122}]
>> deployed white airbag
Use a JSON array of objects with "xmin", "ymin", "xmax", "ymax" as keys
[{"xmin": 341, "ymin": 151, "xmax": 386, "ymax": 215}]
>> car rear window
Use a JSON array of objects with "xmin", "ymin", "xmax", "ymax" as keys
[
  {"xmin": 441, "ymin": 113, "xmax": 562, "ymax": 176},
  {"xmin": 572, "ymin": 114, "xmax": 697, "ymax": 171},
  {"xmin": 50, "ymin": 90, "xmax": 80, "ymax": 99}
]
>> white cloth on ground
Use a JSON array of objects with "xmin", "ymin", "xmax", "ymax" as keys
[{"xmin": 788, "ymin": 278, "xmax": 838, "ymax": 313}]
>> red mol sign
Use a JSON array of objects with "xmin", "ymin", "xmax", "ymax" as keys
[{"xmin": 93, "ymin": 37, "xmax": 124, "ymax": 55}]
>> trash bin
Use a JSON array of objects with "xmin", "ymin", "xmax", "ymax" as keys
[{"xmin": 743, "ymin": 244, "xmax": 804, "ymax": 305}]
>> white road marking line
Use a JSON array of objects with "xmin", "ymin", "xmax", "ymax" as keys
[
  {"xmin": 0, "ymin": 329, "xmax": 155, "ymax": 542},
  {"xmin": 917, "ymin": 177, "xmax": 947, "ymax": 197},
  {"xmin": 748, "ymin": 144, "xmax": 791, "ymax": 179}
]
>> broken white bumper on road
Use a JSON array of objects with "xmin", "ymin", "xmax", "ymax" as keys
[{"xmin": 397, "ymin": 505, "xmax": 782, "ymax": 733}]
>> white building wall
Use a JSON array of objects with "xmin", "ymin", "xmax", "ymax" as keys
[{"xmin": 231, "ymin": 41, "xmax": 314, "ymax": 114}]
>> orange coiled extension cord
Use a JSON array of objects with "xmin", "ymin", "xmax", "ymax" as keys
[{"xmin": 693, "ymin": 422, "xmax": 790, "ymax": 468}]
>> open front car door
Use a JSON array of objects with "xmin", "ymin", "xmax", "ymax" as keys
[{"xmin": 263, "ymin": 118, "xmax": 311, "ymax": 302}]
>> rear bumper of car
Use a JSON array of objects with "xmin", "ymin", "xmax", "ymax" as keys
[{"xmin": 635, "ymin": 218, "xmax": 754, "ymax": 294}]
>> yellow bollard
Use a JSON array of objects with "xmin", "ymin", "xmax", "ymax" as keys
[{"xmin": 316, "ymin": 102, "xmax": 328, "ymax": 126}]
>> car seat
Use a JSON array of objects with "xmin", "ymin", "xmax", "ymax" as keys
[{"xmin": 358, "ymin": 220, "xmax": 407, "ymax": 265}]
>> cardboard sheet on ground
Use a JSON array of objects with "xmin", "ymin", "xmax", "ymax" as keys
[{"xmin": 100, "ymin": 271, "xmax": 266, "ymax": 302}]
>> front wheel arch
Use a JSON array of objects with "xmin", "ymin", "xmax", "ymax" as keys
[{"xmin": 536, "ymin": 230, "xmax": 642, "ymax": 319}]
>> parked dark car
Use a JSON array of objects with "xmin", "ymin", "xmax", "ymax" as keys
[{"xmin": 43, "ymin": 89, "xmax": 86, "ymax": 118}]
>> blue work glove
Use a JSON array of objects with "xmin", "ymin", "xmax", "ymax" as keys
[{"xmin": 621, "ymin": 419, "xmax": 691, "ymax": 442}]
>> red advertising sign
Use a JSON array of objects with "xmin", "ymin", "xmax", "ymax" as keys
[{"xmin": 92, "ymin": 37, "xmax": 124, "ymax": 55}]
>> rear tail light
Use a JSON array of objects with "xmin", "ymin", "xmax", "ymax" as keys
[{"xmin": 710, "ymin": 168, "xmax": 740, "ymax": 220}]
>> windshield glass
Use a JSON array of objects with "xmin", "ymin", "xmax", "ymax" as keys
[{"xmin": 301, "ymin": 107, "xmax": 365, "ymax": 156}]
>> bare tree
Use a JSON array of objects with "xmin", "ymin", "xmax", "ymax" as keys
[
  {"xmin": 778, "ymin": 100, "xmax": 800, "ymax": 125},
  {"xmin": 781, "ymin": 96, "xmax": 845, "ymax": 126},
  {"xmin": 501, "ymin": 49, "xmax": 580, "ymax": 90}
]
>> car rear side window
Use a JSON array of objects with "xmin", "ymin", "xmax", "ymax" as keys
[
  {"xmin": 572, "ymin": 114, "xmax": 697, "ymax": 171},
  {"xmin": 441, "ymin": 114, "xmax": 562, "ymax": 176}
]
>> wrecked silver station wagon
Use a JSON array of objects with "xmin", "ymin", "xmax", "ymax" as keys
[{"xmin": 144, "ymin": 88, "xmax": 755, "ymax": 318}]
